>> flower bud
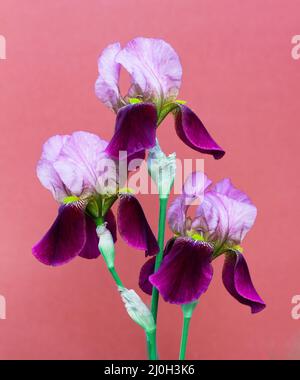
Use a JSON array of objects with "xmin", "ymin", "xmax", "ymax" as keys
[
  {"xmin": 97, "ymin": 223, "xmax": 115, "ymax": 269},
  {"xmin": 118, "ymin": 287, "xmax": 156, "ymax": 333},
  {"xmin": 147, "ymin": 139, "xmax": 176, "ymax": 198}
]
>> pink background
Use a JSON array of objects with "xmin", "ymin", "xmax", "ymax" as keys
[{"xmin": 0, "ymin": 0, "xmax": 300, "ymax": 360}]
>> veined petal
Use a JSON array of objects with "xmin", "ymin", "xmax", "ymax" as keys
[
  {"xmin": 37, "ymin": 160, "xmax": 68, "ymax": 203},
  {"xmin": 167, "ymin": 195, "xmax": 187, "ymax": 235},
  {"xmin": 37, "ymin": 135, "xmax": 70, "ymax": 202},
  {"xmin": 211, "ymin": 178, "xmax": 252, "ymax": 204},
  {"xmin": 139, "ymin": 238, "xmax": 175, "ymax": 295},
  {"xmin": 105, "ymin": 209, "xmax": 117, "ymax": 243},
  {"xmin": 105, "ymin": 103, "xmax": 157, "ymax": 159},
  {"xmin": 95, "ymin": 42, "xmax": 122, "ymax": 111},
  {"xmin": 222, "ymin": 252, "xmax": 266, "ymax": 313},
  {"xmin": 116, "ymin": 37, "xmax": 182, "ymax": 102},
  {"xmin": 79, "ymin": 214, "xmax": 100, "ymax": 259},
  {"xmin": 183, "ymin": 171, "xmax": 212, "ymax": 199},
  {"xmin": 175, "ymin": 105, "xmax": 225, "ymax": 159},
  {"xmin": 149, "ymin": 237, "xmax": 213, "ymax": 304},
  {"xmin": 195, "ymin": 190, "xmax": 257, "ymax": 244},
  {"xmin": 117, "ymin": 194, "xmax": 159, "ymax": 256},
  {"xmin": 54, "ymin": 131, "xmax": 109, "ymax": 196},
  {"xmin": 139, "ymin": 256, "xmax": 156, "ymax": 295},
  {"xmin": 32, "ymin": 205, "xmax": 86, "ymax": 266}
]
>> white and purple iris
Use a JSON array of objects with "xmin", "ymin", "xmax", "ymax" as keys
[
  {"xmin": 139, "ymin": 172, "xmax": 265, "ymax": 313},
  {"xmin": 32, "ymin": 131, "xmax": 159, "ymax": 266},
  {"xmin": 95, "ymin": 37, "xmax": 225, "ymax": 160}
]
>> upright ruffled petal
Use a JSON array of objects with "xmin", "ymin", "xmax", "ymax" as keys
[
  {"xmin": 54, "ymin": 132, "xmax": 110, "ymax": 196},
  {"xmin": 139, "ymin": 238, "xmax": 175, "ymax": 295},
  {"xmin": 175, "ymin": 105, "xmax": 225, "ymax": 159},
  {"xmin": 195, "ymin": 188, "xmax": 257, "ymax": 244},
  {"xmin": 117, "ymin": 194, "xmax": 159, "ymax": 256},
  {"xmin": 32, "ymin": 205, "xmax": 86, "ymax": 266},
  {"xmin": 79, "ymin": 214, "xmax": 100, "ymax": 259},
  {"xmin": 167, "ymin": 195, "xmax": 187, "ymax": 235},
  {"xmin": 149, "ymin": 237, "xmax": 213, "ymax": 304},
  {"xmin": 211, "ymin": 178, "xmax": 252, "ymax": 204},
  {"xmin": 95, "ymin": 42, "xmax": 122, "ymax": 111},
  {"xmin": 37, "ymin": 135, "xmax": 70, "ymax": 202},
  {"xmin": 116, "ymin": 37, "xmax": 182, "ymax": 102},
  {"xmin": 222, "ymin": 252, "xmax": 266, "ymax": 313},
  {"xmin": 183, "ymin": 171, "xmax": 212, "ymax": 199},
  {"xmin": 105, "ymin": 103, "xmax": 157, "ymax": 159}
]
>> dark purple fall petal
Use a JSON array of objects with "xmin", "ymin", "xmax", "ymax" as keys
[
  {"xmin": 174, "ymin": 105, "xmax": 225, "ymax": 159},
  {"xmin": 117, "ymin": 194, "xmax": 159, "ymax": 256},
  {"xmin": 105, "ymin": 103, "xmax": 157, "ymax": 159},
  {"xmin": 139, "ymin": 238, "xmax": 176, "ymax": 295},
  {"xmin": 79, "ymin": 214, "xmax": 100, "ymax": 259},
  {"xmin": 149, "ymin": 237, "xmax": 214, "ymax": 304},
  {"xmin": 139, "ymin": 256, "xmax": 156, "ymax": 295},
  {"xmin": 222, "ymin": 252, "xmax": 266, "ymax": 313},
  {"xmin": 105, "ymin": 209, "xmax": 117, "ymax": 242},
  {"xmin": 32, "ymin": 205, "xmax": 86, "ymax": 266}
]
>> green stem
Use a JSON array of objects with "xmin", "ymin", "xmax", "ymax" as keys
[
  {"xmin": 146, "ymin": 329, "xmax": 157, "ymax": 360},
  {"xmin": 151, "ymin": 196, "xmax": 169, "ymax": 323},
  {"xmin": 108, "ymin": 266, "xmax": 124, "ymax": 288},
  {"xmin": 179, "ymin": 316, "xmax": 191, "ymax": 360},
  {"xmin": 179, "ymin": 302, "xmax": 197, "ymax": 360}
]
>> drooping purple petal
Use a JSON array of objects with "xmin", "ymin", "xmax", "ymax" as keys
[
  {"xmin": 95, "ymin": 42, "xmax": 122, "ymax": 111},
  {"xmin": 79, "ymin": 214, "xmax": 100, "ymax": 259},
  {"xmin": 116, "ymin": 37, "xmax": 182, "ymax": 102},
  {"xmin": 139, "ymin": 256, "xmax": 156, "ymax": 295},
  {"xmin": 149, "ymin": 237, "xmax": 213, "ymax": 304},
  {"xmin": 32, "ymin": 205, "xmax": 86, "ymax": 266},
  {"xmin": 175, "ymin": 105, "xmax": 225, "ymax": 159},
  {"xmin": 105, "ymin": 103, "xmax": 157, "ymax": 159},
  {"xmin": 222, "ymin": 252, "xmax": 266, "ymax": 313},
  {"xmin": 117, "ymin": 194, "xmax": 159, "ymax": 256},
  {"xmin": 139, "ymin": 238, "xmax": 175, "ymax": 295},
  {"xmin": 105, "ymin": 209, "xmax": 117, "ymax": 242}
]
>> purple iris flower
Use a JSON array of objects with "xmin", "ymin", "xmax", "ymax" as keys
[
  {"xmin": 32, "ymin": 131, "xmax": 159, "ymax": 266},
  {"xmin": 139, "ymin": 172, "xmax": 265, "ymax": 313},
  {"xmin": 95, "ymin": 37, "xmax": 225, "ymax": 160}
]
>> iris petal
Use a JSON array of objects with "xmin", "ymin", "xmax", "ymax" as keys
[
  {"xmin": 79, "ymin": 214, "xmax": 100, "ymax": 259},
  {"xmin": 105, "ymin": 209, "xmax": 117, "ymax": 243},
  {"xmin": 32, "ymin": 205, "xmax": 86, "ymax": 266},
  {"xmin": 139, "ymin": 256, "xmax": 156, "ymax": 295},
  {"xmin": 149, "ymin": 237, "xmax": 213, "ymax": 304},
  {"xmin": 139, "ymin": 238, "xmax": 175, "ymax": 295},
  {"xmin": 222, "ymin": 252, "xmax": 266, "ymax": 313},
  {"xmin": 175, "ymin": 105, "xmax": 225, "ymax": 159},
  {"xmin": 105, "ymin": 103, "xmax": 157, "ymax": 159},
  {"xmin": 95, "ymin": 42, "xmax": 122, "ymax": 111},
  {"xmin": 116, "ymin": 37, "xmax": 182, "ymax": 102},
  {"xmin": 117, "ymin": 194, "xmax": 159, "ymax": 256}
]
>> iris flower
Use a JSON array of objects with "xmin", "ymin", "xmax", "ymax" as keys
[
  {"xmin": 32, "ymin": 131, "xmax": 159, "ymax": 266},
  {"xmin": 139, "ymin": 172, "xmax": 266, "ymax": 313},
  {"xmin": 95, "ymin": 37, "xmax": 225, "ymax": 160}
]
